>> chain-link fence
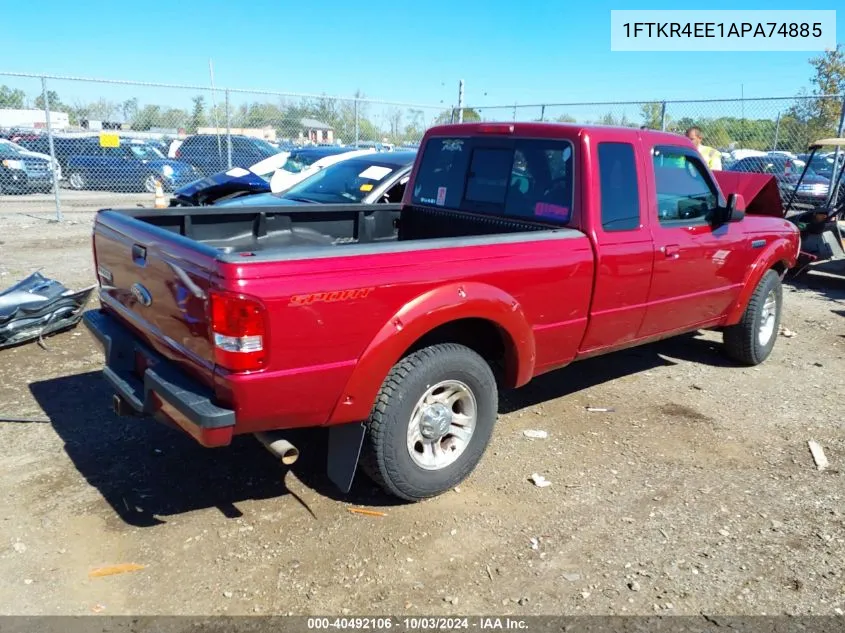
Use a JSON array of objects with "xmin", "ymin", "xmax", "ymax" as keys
[
  {"xmin": 0, "ymin": 73, "xmax": 449, "ymax": 219},
  {"xmin": 459, "ymin": 94, "xmax": 845, "ymax": 168},
  {"xmin": 452, "ymin": 94, "xmax": 845, "ymax": 210},
  {"xmin": 2, "ymin": 70, "xmax": 844, "ymax": 220}
]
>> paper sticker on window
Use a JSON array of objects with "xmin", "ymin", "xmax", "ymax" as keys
[
  {"xmin": 358, "ymin": 165, "xmax": 392, "ymax": 180},
  {"xmin": 534, "ymin": 202, "xmax": 570, "ymax": 221},
  {"xmin": 226, "ymin": 167, "xmax": 250, "ymax": 177},
  {"xmin": 99, "ymin": 133, "xmax": 120, "ymax": 148},
  {"xmin": 436, "ymin": 186, "xmax": 447, "ymax": 206},
  {"xmin": 442, "ymin": 139, "xmax": 463, "ymax": 152},
  {"xmin": 360, "ymin": 183, "xmax": 374, "ymax": 192}
]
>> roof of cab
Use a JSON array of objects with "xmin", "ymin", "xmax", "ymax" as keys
[{"xmin": 424, "ymin": 121, "xmax": 688, "ymax": 147}]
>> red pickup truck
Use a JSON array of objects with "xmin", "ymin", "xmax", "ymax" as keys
[{"xmin": 83, "ymin": 122, "xmax": 799, "ymax": 501}]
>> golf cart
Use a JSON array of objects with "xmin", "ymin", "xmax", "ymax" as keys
[{"xmin": 783, "ymin": 138, "xmax": 845, "ymax": 270}]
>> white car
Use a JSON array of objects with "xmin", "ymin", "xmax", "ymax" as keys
[
  {"xmin": 269, "ymin": 148, "xmax": 377, "ymax": 193},
  {"xmin": 0, "ymin": 138, "xmax": 62, "ymax": 181}
]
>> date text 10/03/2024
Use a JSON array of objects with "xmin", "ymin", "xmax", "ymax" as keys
[{"xmin": 306, "ymin": 617, "xmax": 529, "ymax": 630}]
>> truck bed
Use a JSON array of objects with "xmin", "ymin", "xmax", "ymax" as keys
[{"xmin": 106, "ymin": 202, "xmax": 556, "ymax": 260}]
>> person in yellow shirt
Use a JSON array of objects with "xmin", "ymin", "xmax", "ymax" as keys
[{"xmin": 685, "ymin": 126, "xmax": 722, "ymax": 171}]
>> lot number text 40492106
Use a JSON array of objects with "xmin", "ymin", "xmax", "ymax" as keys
[{"xmin": 306, "ymin": 617, "xmax": 530, "ymax": 630}]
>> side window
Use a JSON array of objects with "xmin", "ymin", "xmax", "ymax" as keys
[
  {"xmin": 101, "ymin": 146, "xmax": 128, "ymax": 159},
  {"xmin": 652, "ymin": 146, "xmax": 718, "ymax": 224},
  {"xmin": 598, "ymin": 142, "xmax": 640, "ymax": 232},
  {"xmin": 382, "ymin": 176, "xmax": 408, "ymax": 203}
]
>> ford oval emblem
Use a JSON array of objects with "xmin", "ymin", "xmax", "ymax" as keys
[{"xmin": 131, "ymin": 283, "xmax": 153, "ymax": 307}]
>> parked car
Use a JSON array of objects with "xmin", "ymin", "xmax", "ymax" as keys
[
  {"xmin": 216, "ymin": 150, "xmax": 416, "ymax": 207},
  {"xmin": 727, "ymin": 155, "xmax": 829, "ymax": 207},
  {"xmin": 169, "ymin": 147, "xmax": 375, "ymax": 206},
  {"xmin": 64, "ymin": 138, "xmax": 199, "ymax": 193},
  {"xmin": 17, "ymin": 135, "xmax": 96, "ymax": 178},
  {"xmin": 0, "ymin": 138, "xmax": 62, "ymax": 181},
  {"xmin": 796, "ymin": 152, "xmax": 845, "ymax": 181},
  {"xmin": 83, "ymin": 121, "xmax": 799, "ymax": 502},
  {"xmin": 279, "ymin": 146, "xmax": 362, "ymax": 174},
  {"xmin": 174, "ymin": 134, "xmax": 280, "ymax": 176},
  {"xmin": 0, "ymin": 143, "xmax": 53, "ymax": 194}
]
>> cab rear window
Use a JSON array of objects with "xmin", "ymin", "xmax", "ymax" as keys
[{"xmin": 411, "ymin": 136, "xmax": 574, "ymax": 223}]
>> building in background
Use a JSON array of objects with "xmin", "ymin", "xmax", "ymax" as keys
[
  {"xmin": 0, "ymin": 108, "xmax": 70, "ymax": 130},
  {"xmin": 299, "ymin": 118, "xmax": 334, "ymax": 144}
]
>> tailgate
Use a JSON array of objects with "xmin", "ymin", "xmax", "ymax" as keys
[{"xmin": 93, "ymin": 210, "xmax": 218, "ymax": 385}]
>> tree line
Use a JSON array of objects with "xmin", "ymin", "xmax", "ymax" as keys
[{"xmin": 0, "ymin": 86, "xmax": 451, "ymax": 144}]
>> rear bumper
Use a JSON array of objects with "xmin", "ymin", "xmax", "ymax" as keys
[{"xmin": 83, "ymin": 308, "xmax": 236, "ymax": 447}]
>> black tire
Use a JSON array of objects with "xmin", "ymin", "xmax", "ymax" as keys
[
  {"xmin": 360, "ymin": 343, "xmax": 498, "ymax": 501},
  {"xmin": 723, "ymin": 269, "xmax": 782, "ymax": 366}
]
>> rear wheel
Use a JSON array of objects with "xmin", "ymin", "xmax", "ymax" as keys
[
  {"xmin": 143, "ymin": 174, "xmax": 160, "ymax": 193},
  {"xmin": 68, "ymin": 172, "xmax": 86, "ymax": 190},
  {"xmin": 723, "ymin": 269, "xmax": 782, "ymax": 365},
  {"xmin": 360, "ymin": 343, "xmax": 498, "ymax": 501}
]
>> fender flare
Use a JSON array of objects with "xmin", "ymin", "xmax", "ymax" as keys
[
  {"xmin": 724, "ymin": 237, "xmax": 796, "ymax": 325},
  {"xmin": 326, "ymin": 282, "xmax": 535, "ymax": 425}
]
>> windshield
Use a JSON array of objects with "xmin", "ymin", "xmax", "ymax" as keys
[
  {"xmin": 281, "ymin": 153, "xmax": 322, "ymax": 174},
  {"xmin": 282, "ymin": 159, "xmax": 400, "ymax": 202},
  {"xmin": 0, "ymin": 142, "xmax": 24, "ymax": 157},
  {"xmin": 251, "ymin": 138, "xmax": 279, "ymax": 156},
  {"xmin": 128, "ymin": 144, "xmax": 165, "ymax": 159}
]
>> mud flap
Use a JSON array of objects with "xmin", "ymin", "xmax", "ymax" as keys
[{"xmin": 327, "ymin": 421, "xmax": 366, "ymax": 493}]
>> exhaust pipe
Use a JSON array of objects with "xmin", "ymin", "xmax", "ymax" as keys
[{"xmin": 254, "ymin": 432, "xmax": 300, "ymax": 465}]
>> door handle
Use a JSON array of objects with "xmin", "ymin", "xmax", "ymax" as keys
[
  {"xmin": 131, "ymin": 243, "xmax": 147, "ymax": 266},
  {"xmin": 661, "ymin": 244, "xmax": 680, "ymax": 259}
]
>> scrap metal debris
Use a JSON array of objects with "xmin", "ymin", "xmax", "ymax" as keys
[
  {"xmin": 586, "ymin": 406, "xmax": 615, "ymax": 413},
  {"xmin": 88, "ymin": 563, "xmax": 146, "ymax": 578},
  {"xmin": 529, "ymin": 473, "xmax": 552, "ymax": 488},
  {"xmin": 0, "ymin": 272, "xmax": 95, "ymax": 350},
  {"xmin": 347, "ymin": 508, "xmax": 387, "ymax": 517},
  {"xmin": 807, "ymin": 440, "xmax": 829, "ymax": 471},
  {"xmin": 522, "ymin": 429, "xmax": 549, "ymax": 440}
]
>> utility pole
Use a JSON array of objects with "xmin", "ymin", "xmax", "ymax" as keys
[{"xmin": 457, "ymin": 79, "xmax": 465, "ymax": 123}]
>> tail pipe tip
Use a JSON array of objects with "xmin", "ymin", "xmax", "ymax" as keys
[{"xmin": 254, "ymin": 432, "xmax": 300, "ymax": 465}]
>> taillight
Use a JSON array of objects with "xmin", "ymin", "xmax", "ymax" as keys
[
  {"xmin": 209, "ymin": 291, "xmax": 267, "ymax": 372},
  {"xmin": 175, "ymin": 148, "xmax": 182, "ymax": 158}
]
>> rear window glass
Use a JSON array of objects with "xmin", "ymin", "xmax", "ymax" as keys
[
  {"xmin": 411, "ymin": 136, "xmax": 574, "ymax": 223},
  {"xmin": 598, "ymin": 142, "xmax": 640, "ymax": 231}
]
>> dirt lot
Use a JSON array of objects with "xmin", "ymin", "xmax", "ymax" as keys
[{"xmin": 1, "ymin": 206, "xmax": 844, "ymax": 617}]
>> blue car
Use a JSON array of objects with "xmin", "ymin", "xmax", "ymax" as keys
[{"xmin": 65, "ymin": 139, "xmax": 199, "ymax": 193}]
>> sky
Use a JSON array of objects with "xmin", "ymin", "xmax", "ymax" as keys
[{"xmin": 0, "ymin": 0, "xmax": 842, "ymax": 124}]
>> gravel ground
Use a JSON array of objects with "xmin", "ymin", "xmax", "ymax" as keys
[{"xmin": 0, "ymin": 208, "xmax": 844, "ymax": 617}]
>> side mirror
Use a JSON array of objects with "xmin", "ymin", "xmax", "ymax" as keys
[{"xmin": 718, "ymin": 193, "xmax": 746, "ymax": 224}]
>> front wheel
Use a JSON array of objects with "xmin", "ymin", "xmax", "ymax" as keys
[
  {"xmin": 723, "ymin": 269, "xmax": 783, "ymax": 365},
  {"xmin": 143, "ymin": 174, "xmax": 161, "ymax": 193},
  {"xmin": 360, "ymin": 343, "xmax": 498, "ymax": 501},
  {"xmin": 67, "ymin": 172, "xmax": 86, "ymax": 190}
]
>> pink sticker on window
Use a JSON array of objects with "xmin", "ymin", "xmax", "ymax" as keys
[
  {"xmin": 436, "ymin": 186, "xmax": 447, "ymax": 206},
  {"xmin": 534, "ymin": 202, "xmax": 570, "ymax": 221}
]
